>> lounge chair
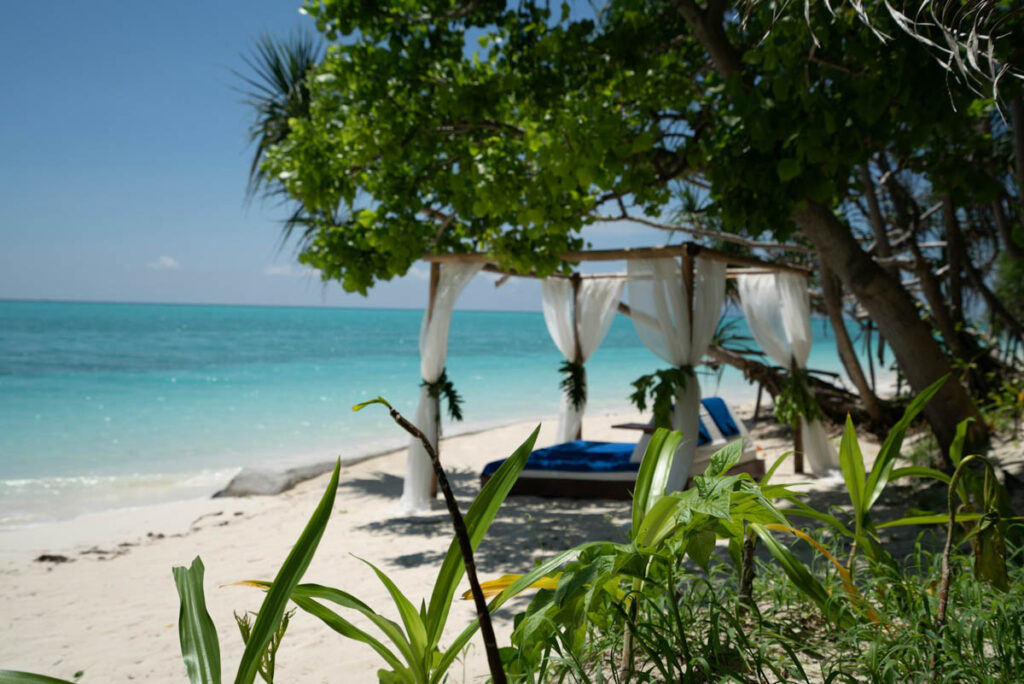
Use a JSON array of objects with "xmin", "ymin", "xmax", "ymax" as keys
[{"xmin": 480, "ymin": 397, "xmax": 764, "ymax": 499}]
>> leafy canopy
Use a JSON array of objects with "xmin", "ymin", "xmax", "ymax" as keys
[{"xmin": 260, "ymin": 0, "xmax": 1008, "ymax": 293}]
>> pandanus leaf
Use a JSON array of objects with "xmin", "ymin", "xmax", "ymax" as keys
[
  {"xmin": 864, "ymin": 375, "xmax": 947, "ymax": 510},
  {"xmin": 356, "ymin": 556, "xmax": 429, "ymax": 672},
  {"xmin": 0, "ymin": 672, "xmax": 78, "ymax": 683},
  {"xmin": 631, "ymin": 428, "xmax": 682, "ymax": 534},
  {"xmin": 839, "ymin": 416, "xmax": 866, "ymax": 529},
  {"xmin": 233, "ymin": 459, "xmax": 341, "ymax": 684},
  {"xmin": 239, "ymin": 579, "xmax": 419, "ymax": 672},
  {"xmin": 173, "ymin": 556, "xmax": 222, "ymax": 684}
]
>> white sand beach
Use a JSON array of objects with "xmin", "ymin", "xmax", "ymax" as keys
[{"xmin": 0, "ymin": 405, "xmax": 860, "ymax": 683}]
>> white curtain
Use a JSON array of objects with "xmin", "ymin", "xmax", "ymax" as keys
[
  {"xmin": 541, "ymin": 277, "xmax": 625, "ymax": 443},
  {"xmin": 737, "ymin": 273, "xmax": 838, "ymax": 474},
  {"xmin": 626, "ymin": 257, "xmax": 726, "ymax": 491},
  {"xmin": 399, "ymin": 262, "xmax": 483, "ymax": 514}
]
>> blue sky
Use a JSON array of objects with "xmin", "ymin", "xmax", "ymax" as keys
[{"xmin": 0, "ymin": 1, "xmax": 665, "ymax": 311}]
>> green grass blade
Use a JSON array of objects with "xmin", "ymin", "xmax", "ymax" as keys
[
  {"xmin": 838, "ymin": 416, "xmax": 866, "ymax": 530},
  {"xmin": 0, "ymin": 672, "xmax": 77, "ymax": 683},
  {"xmin": 632, "ymin": 428, "xmax": 682, "ymax": 532},
  {"xmin": 424, "ymin": 425, "xmax": 540, "ymax": 647},
  {"xmin": 356, "ymin": 556, "xmax": 428, "ymax": 672},
  {"xmin": 290, "ymin": 595, "xmax": 406, "ymax": 672},
  {"xmin": 234, "ymin": 459, "xmax": 341, "ymax": 684},
  {"xmin": 173, "ymin": 556, "xmax": 221, "ymax": 684},
  {"xmin": 864, "ymin": 375, "xmax": 947, "ymax": 509}
]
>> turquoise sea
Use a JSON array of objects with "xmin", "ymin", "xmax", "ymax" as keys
[{"xmin": 0, "ymin": 300, "xmax": 879, "ymax": 527}]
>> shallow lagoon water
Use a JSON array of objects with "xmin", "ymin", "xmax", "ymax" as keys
[{"xmin": 0, "ymin": 300, "xmax": 882, "ymax": 525}]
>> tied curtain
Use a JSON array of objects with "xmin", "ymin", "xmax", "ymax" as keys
[
  {"xmin": 540, "ymin": 277, "xmax": 626, "ymax": 443},
  {"xmin": 737, "ymin": 273, "xmax": 839, "ymax": 474},
  {"xmin": 399, "ymin": 262, "xmax": 483, "ymax": 514},
  {"xmin": 626, "ymin": 257, "xmax": 727, "ymax": 491}
]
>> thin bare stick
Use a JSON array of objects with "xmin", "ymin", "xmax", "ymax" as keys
[{"xmin": 375, "ymin": 400, "xmax": 506, "ymax": 683}]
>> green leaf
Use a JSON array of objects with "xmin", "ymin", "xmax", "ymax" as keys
[
  {"xmin": 353, "ymin": 397, "xmax": 391, "ymax": 412},
  {"xmin": 864, "ymin": 375, "xmax": 947, "ymax": 509},
  {"xmin": 289, "ymin": 583, "xmax": 416, "ymax": 669},
  {"xmin": 0, "ymin": 672, "xmax": 77, "ymax": 683},
  {"xmin": 631, "ymin": 428, "xmax": 682, "ymax": 533},
  {"xmin": 704, "ymin": 439, "xmax": 743, "ymax": 478},
  {"xmin": 776, "ymin": 158, "xmax": 802, "ymax": 181},
  {"xmin": 838, "ymin": 416, "xmax": 866, "ymax": 530},
  {"xmin": 889, "ymin": 466, "xmax": 951, "ymax": 484},
  {"xmin": 424, "ymin": 426, "xmax": 540, "ymax": 648},
  {"xmin": 234, "ymin": 460, "xmax": 341, "ymax": 684},
  {"xmin": 948, "ymin": 416, "xmax": 972, "ymax": 468},
  {"xmin": 634, "ymin": 493, "xmax": 686, "ymax": 549},
  {"xmin": 750, "ymin": 524, "xmax": 854, "ymax": 628},
  {"xmin": 289, "ymin": 595, "xmax": 406, "ymax": 672},
  {"xmin": 432, "ymin": 543, "xmax": 602, "ymax": 683},
  {"xmin": 357, "ymin": 557, "xmax": 429, "ymax": 673},
  {"xmin": 974, "ymin": 512, "xmax": 1009, "ymax": 591},
  {"xmin": 173, "ymin": 556, "xmax": 222, "ymax": 684},
  {"xmin": 760, "ymin": 450, "xmax": 791, "ymax": 487},
  {"xmin": 686, "ymin": 528, "xmax": 716, "ymax": 571},
  {"xmin": 876, "ymin": 512, "xmax": 983, "ymax": 529}
]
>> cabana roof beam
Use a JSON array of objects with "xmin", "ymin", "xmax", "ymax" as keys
[{"xmin": 425, "ymin": 243, "xmax": 810, "ymax": 276}]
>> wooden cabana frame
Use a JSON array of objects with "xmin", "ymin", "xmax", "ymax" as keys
[{"xmin": 411, "ymin": 243, "xmax": 811, "ymax": 501}]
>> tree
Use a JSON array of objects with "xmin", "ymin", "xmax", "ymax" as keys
[{"xmin": 260, "ymin": 0, "xmax": 1015, "ymax": 453}]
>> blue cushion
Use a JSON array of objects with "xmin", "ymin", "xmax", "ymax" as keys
[
  {"xmin": 697, "ymin": 419, "xmax": 712, "ymax": 445},
  {"xmin": 702, "ymin": 397, "xmax": 740, "ymax": 437},
  {"xmin": 481, "ymin": 440, "xmax": 638, "ymax": 477}
]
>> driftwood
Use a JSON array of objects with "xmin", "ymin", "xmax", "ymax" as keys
[{"xmin": 707, "ymin": 345, "xmax": 903, "ymax": 438}]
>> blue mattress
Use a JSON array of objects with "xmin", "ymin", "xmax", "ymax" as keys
[
  {"xmin": 481, "ymin": 398, "xmax": 743, "ymax": 479},
  {"xmin": 482, "ymin": 440, "xmax": 638, "ymax": 478}
]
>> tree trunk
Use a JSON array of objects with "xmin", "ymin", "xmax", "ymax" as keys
[
  {"xmin": 992, "ymin": 198, "xmax": 1024, "ymax": 259},
  {"xmin": 1011, "ymin": 97, "xmax": 1024, "ymax": 221},
  {"xmin": 820, "ymin": 262, "xmax": 884, "ymax": 422},
  {"xmin": 942, "ymin": 196, "xmax": 965, "ymax": 330},
  {"xmin": 793, "ymin": 200, "xmax": 986, "ymax": 459},
  {"xmin": 909, "ymin": 236, "xmax": 963, "ymax": 358}
]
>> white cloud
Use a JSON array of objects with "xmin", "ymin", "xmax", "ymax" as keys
[
  {"xmin": 404, "ymin": 265, "xmax": 431, "ymax": 281},
  {"xmin": 148, "ymin": 256, "xmax": 180, "ymax": 271},
  {"xmin": 263, "ymin": 264, "xmax": 319, "ymax": 278}
]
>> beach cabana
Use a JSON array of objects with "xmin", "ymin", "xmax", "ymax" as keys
[{"xmin": 399, "ymin": 244, "xmax": 814, "ymax": 513}]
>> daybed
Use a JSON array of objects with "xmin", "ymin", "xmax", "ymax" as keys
[{"xmin": 480, "ymin": 397, "xmax": 764, "ymax": 499}]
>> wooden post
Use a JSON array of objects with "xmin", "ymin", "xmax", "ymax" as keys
[
  {"xmin": 427, "ymin": 263, "xmax": 441, "ymax": 499},
  {"xmin": 791, "ymin": 358, "xmax": 804, "ymax": 474},
  {"xmin": 753, "ymin": 383, "xmax": 763, "ymax": 422},
  {"xmin": 681, "ymin": 251, "xmax": 695, "ymax": 331},
  {"xmin": 571, "ymin": 273, "xmax": 584, "ymax": 441}
]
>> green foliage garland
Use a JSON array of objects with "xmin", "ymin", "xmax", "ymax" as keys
[
  {"xmin": 773, "ymin": 367, "xmax": 821, "ymax": 427},
  {"xmin": 629, "ymin": 366, "xmax": 694, "ymax": 430},
  {"xmin": 558, "ymin": 360, "xmax": 586, "ymax": 411},
  {"xmin": 422, "ymin": 367, "xmax": 464, "ymax": 422}
]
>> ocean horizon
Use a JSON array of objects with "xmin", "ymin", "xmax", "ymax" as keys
[{"xmin": 0, "ymin": 299, "xmax": 888, "ymax": 527}]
